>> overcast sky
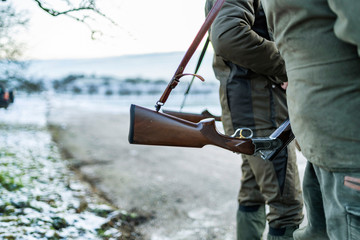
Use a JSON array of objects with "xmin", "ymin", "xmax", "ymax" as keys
[{"xmin": 13, "ymin": 0, "xmax": 210, "ymax": 60}]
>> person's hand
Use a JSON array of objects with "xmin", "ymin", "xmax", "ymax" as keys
[{"xmin": 281, "ymin": 82, "xmax": 288, "ymax": 90}]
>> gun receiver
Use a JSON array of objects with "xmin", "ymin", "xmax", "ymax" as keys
[
  {"xmin": 129, "ymin": 105, "xmax": 289, "ymax": 158},
  {"xmin": 162, "ymin": 109, "xmax": 221, "ymax": 122},
  {"xmin": 258, "ymin": 119, "xmax": 294, "ymax": 160}
]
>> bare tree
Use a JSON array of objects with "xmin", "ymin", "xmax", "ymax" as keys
[
  {"xmin": 0, "ymin": 2, "xmax": 29, "ymax": 88},
  {"xmin": 32, "ymin": 0, "xmax": 116, "ymax": 39},
  {"xmin": 0, "ymin": 0, "xmax": 115, "ymax": 91},
  {"xmin": 0, "ymin": 3, "xmax": 28, "ymax": 60}
]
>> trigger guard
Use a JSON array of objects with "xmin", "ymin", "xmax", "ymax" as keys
[{"xmin": 232, "ymin": 128, "xmax": 254, "ymax": 139}]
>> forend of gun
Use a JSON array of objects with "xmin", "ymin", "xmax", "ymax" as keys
[
  {"xmin": 162, "ymin": 109, "xmax": 221, "ymax": 122},
  {"xmin": 128, "ymin": 104, "xmax": 294, "ymax": 161}
]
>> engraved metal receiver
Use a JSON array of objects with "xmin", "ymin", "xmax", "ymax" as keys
[{"xmin": 232, "ymin": 126, "xmax": 288, "ymax": 161}]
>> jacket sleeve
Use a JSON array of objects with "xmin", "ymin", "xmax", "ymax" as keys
[
  {"xmin": 327, "ymin": 0, "xmax": 360, "ymax": 57},
  {"xmin": 210, "ymin": 0, "xmax": 287, "ymax": 80}
]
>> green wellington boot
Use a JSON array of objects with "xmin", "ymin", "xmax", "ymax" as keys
[
  {"xmin": 267, "ymin": 225, "xmax": 299, "ymax": 240},
  {"xmin": 237, "ymin": 204, "xmax": 266, "ymax": 240}
]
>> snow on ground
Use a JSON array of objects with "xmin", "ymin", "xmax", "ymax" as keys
[
  {"xmin": 0, "ymin": 92, "xmax": 308, "ymax": 239},
  {"xmin": 0, "ymin": 94, "xmax": 143, "ymax": 239}
]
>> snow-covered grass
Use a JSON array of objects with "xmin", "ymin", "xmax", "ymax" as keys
[
  {"xmin": 0, "ymin": 93, "xmax": 148, "ymax": 239},
  {"xmin": 0, "ymin": 90, "xmax": 222, "ymax": 239}
]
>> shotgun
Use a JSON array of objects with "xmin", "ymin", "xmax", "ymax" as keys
[
  {"xmin": 162, "ymin": 109, "xmax": 221, "ymax": 122},
  {"xmin": 129, "ymin": 104, "xmax": 294, "ymax": 161}
]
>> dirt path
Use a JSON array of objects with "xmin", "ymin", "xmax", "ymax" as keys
[
  {"xmin": 47, "ymin": 104, "xmax": 308, "ymax": 240},
  {"xmin": 48, "ymin": 106, "xmax": 245, "ymax": 240}
]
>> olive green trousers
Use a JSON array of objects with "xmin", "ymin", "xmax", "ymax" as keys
[
  {"xmin": 238, "ymin": 142, "xmax": 303, "ymax": 236},
  {"xmin": 217, "ymin": 64, "xmax": 304, "ymax": 239},
  {"xmin": 294, "ymin": 162, "xmax": 360, "ymax": 240}
]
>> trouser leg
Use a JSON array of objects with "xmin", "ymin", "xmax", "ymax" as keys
[
  {"xmin": 313, "ymin": 165, "xmax": 360, "ymax": 240},
  {"xmin": 293, "ymin": 162, "xmax": 329, "ymax": 240},
  {"xmin": 237, "ymin": 157, "xmax": 266, "ymax": 240},
  {"xmin": 241, "ymin": 142, "xmax": 303, "ymax": 228},
  {"xmin": 266, "ymin": 143, "xmax": 303, "ymax": 239},
  {"xmin": 239, "ymin": 142, "xmax": 303, "ymax": 239}
]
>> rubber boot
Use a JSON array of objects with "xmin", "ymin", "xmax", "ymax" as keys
[
  {"xmin": 237, "ymin": 204, "xmax": 266, "ymax": 240},
  {"xmin": 267, "ymin": 225, "xmax": 299, "ymax": 240}
]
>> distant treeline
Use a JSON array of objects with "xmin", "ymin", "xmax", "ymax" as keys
[
  {"xmin": 1, "ymin": 73, "xmax": 216, "ymax": 95},
  {"xmin": 51, "ymin": 74, "xmax": 170, "ymax": 96},
  {"xmin": 0, "ymin": 77, "xmax": 45, "ymax": 93}
]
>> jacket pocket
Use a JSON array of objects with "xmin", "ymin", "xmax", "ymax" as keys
[{"xmin": 346, "ymin": 206, "xmax": 360, "ymax": 240}]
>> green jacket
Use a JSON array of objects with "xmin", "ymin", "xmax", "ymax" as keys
[
  {"xmin": 262, "ymin": 0, "xmax": 360, "ymax": 171},
  {"xmin": 210, "ymin": 0, "xmax": 287, "ymax": 84},
  {"xmin": 208, "ymin": 0, "xmax": 290, "ymax": 135}
]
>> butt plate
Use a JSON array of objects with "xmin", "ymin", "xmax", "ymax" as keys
[{"xmin": 128, "ymin": 104, "xmax": 135, "ymax": 144}]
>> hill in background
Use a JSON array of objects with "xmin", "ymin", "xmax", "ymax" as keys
[{"xmin": 26, "ymin": 52, "xmax": 217, "ymax": 82}]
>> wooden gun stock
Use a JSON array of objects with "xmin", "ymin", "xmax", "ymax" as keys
[
  {"xmin": 162, "ymin": 109, "xmax": 221, "ymax": 122},
  {"xmin": 129, "ymin": 105, "xmax": 295, "ymax": 161},
  {"xmin": 129, "ymin": 104, "xmax": 254, "ymax": 154}
]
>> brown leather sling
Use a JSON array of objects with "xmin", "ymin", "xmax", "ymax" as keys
[{"xmin": 155, "ymin": 0, "xmax": 225, "ymax": 111}]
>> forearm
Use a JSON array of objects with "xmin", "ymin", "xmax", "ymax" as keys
[{"xmin": 210, "ymin": 0, "xmax": 287, "ymax": 79}]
